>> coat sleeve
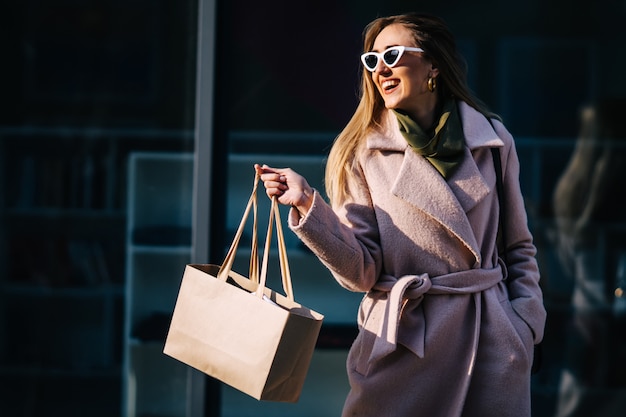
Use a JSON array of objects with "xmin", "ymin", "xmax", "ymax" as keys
[
  {"xmin": 288, "ymin": 163, "xmax": 384, "ymax": 293},
  {"xmin": 496, "ymin": 121, "xmax": 547, "ymax": 344}
]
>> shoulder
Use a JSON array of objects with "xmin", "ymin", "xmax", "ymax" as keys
[{"xmin": 457, "ymin": 101, "xmax": 511, "ymax": 150}]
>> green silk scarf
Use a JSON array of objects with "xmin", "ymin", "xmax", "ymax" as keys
[{"xmin": 393, "ymin": 99, "xmax": 465, "ymax": 178}]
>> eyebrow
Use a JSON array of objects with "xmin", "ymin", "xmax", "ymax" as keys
[{"xmin": 371, "ymin": 44, "xmax": 401, "ymax": 52}]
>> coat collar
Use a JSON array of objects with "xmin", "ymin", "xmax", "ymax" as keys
[
  {"xmin": 366, "ymin": 101, "xmax": 505, "ymax": 264},
  {"xmin": 367, "ymin": 101, "xmax": 504, "ymax": 152}
]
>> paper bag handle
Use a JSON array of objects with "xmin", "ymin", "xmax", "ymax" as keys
[
  {"xmin": 217, "ymin": 172, "xmax": 294, "ymax": 301},
  {"xmin": 259, "ymin": 195, "xmax": 293, "ymax": 300},
  {"xmin": 218, "ymin": 173, "xmax": 259, "ymax": 283}
]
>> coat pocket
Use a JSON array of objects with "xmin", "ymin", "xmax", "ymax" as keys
[{"xmin": 498, "ymin": 296, "xmax": 534, "ymax": 374}]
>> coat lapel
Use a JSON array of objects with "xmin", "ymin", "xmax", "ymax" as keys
[
  {"xmin": 368, "ymin": 103, "xmax": 505, "ymax": 263},
  {"xmin": 391, "ymin": 147, "xmax": 483, "ymax": 262}
]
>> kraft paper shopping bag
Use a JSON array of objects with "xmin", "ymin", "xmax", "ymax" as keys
[{"xmin": 163, "ymin": 173, "xmax": 324, "ymax": 402}]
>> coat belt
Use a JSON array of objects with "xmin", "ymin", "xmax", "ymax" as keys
[{"xmin": 359, "ymin": 259, "xmax": 507, "ymax": 371}]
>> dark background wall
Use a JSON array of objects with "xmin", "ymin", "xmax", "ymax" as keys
[{"xmin": 216, "ymin": 0, "xmax": 626, "ymax": 137}]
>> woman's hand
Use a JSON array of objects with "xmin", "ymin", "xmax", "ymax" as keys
[{"xmin": 254, "ymin": 164, "xmax": 314, "ymax": 217}]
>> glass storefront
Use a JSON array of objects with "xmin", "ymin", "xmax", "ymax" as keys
[{"xmin": 0, "ymin": 1, "xmax": 199, "ymax": 415}]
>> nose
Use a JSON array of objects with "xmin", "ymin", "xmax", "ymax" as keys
[{"xmin": 375, "ymin": 61, "xmax": 391, "ymax": 74}]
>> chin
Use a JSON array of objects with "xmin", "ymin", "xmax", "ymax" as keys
[{"xmin": 383, "ymin": 96, "xmax": 407, "ymax": 111}]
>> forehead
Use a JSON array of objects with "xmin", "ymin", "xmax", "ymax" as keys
[{"xmin": 372, "ymin": 23, "xmax": 415, "ymax": 50}]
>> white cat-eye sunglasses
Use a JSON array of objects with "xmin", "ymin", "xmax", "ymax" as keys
[{"xmin": 360, "ymin": 46, "xmax": 424, "ymax": 72}]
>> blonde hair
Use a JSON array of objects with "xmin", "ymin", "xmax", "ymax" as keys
[{"xmin": 325, "ymin": 13, "xmax": 496, "ymax": 205}]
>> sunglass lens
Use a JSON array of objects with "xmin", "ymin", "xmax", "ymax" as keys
[
  {"xmin": 364, "ymin": 54, "xmax": 378, "ymax": 70},
  {"xmin": 383, "ymin": 48, "xmax": 401, "ymax": 66}
]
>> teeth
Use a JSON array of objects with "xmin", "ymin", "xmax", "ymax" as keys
[{"xmin": 382, "ymin": 80, "xmax": 398, "ymax": 90}]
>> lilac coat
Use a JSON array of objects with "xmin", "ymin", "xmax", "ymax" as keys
[{"xmin": 289, "ymin": 101, "xmax": 546, "ymax": 417}]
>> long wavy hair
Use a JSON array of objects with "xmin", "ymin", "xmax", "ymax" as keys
[{"xmin": 325, "ymin": 12, "xmax": 496, "ymax": 205}]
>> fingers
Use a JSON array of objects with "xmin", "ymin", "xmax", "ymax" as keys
[
  {"xmin": 255, "ymin": 164, "xmax": 286, "ymax": 184},
  {"xmin": 252, "ymin": 164, "xmax": 312, "ymax": 214},
  {"xmin": 254, "ymin": 164, "xmax": 288, "ymax": 198},
  {"xmin": 254, "ymin": 163, "xmax": 268, "ymax": 175},
  {"xmin": 255, "ymin": 163, "xmax": 278, "ymax": 177}
]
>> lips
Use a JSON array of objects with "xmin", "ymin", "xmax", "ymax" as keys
[{"xmin": 382, "ymin": 79, "xmax": 399, "ymax": 92}]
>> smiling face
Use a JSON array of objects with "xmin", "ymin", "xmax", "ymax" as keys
[{"xmin": 369, "ymin": 23, "xmax": 439, "ymax": 125}]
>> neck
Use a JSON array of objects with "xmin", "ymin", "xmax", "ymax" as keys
[{"xmin": 405, "ymin": 94, "xmax": 441, "ymax": 131}]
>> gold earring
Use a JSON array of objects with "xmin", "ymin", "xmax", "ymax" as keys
[{"xmin": 428, "ymin": 77, "xmax": 437, "ymax": 93}]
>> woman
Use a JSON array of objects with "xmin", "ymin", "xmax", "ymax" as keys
[{"xmin": 256, "ymin": 12, "xmax": 545, "ymax": 417}]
